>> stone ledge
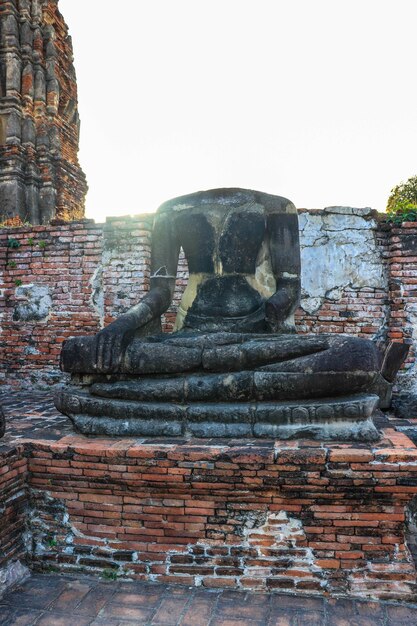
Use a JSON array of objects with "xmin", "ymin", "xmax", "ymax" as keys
[{"xmin": 27, "ymin": 426, "xmax": 417, "ymax": 465}]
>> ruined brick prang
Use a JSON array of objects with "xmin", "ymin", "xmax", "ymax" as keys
[{"xmin": 0, "ymin": 0, "xmax": 87, "ymax": 224}]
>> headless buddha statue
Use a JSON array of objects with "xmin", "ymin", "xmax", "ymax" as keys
[{"xmin": 56, "ymin": 189, "xmax": 407, "ymax": 440}]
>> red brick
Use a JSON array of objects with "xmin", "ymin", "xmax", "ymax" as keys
[
  {"xmin": 329, "ymin": 449, "xmax": 374, "ymax": 463},
  {"xmin": 316, "ymin": 559, "xmax": 340, "ymax": 569}
]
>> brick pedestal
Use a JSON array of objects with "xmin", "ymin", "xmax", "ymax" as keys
[
  {"xmin": 20, "ymin": 429, "xmax": 417, "ymax": 600},
  {"xmin": 2, "ymin": 390, "xmax": 417, "ymax": 600}
]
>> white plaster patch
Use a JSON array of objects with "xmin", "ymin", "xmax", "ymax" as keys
[
  {"xmin": 13, "ymin": 284, "xmax": 52, "ymax": 322},
  {"xmin": 300, "ymin": 297, "xmax": 323, "ymax": 315},
  {"xmin": 398, "ymin": 303, "xmax": 417, "ymax": 395},
  {"xmin": 242, "ymin": 510, "xmax": 321, "ymax": 582},
  {"xmin": 90, "ymin": 264, "xmax": 104, "ymax": 329},
  {"xmin": 299, "ymin": 208, "xmax": 386, "ymax": 313}
]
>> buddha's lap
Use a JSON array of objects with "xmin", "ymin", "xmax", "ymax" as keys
[
  {"xmin": 126, "ymin": 332, "xmax": 381, "ymax": 375},
  {"xmin": 62, "ymin": 331, "xmax": 382, "ymax": 376}
]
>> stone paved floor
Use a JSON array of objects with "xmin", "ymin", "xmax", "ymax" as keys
[
  {"xmin": 1, "ymin": 574, "xmax": 417, "ymax": 626},
  {"xmin": 0, "ymin": 390, "xmax": 72, "ymax": 449}
]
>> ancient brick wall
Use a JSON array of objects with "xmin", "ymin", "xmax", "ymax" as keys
[
  {"xmin": 0, "ymin": 219, "xmax": 104, "ymax": 386},
  {"xmin": 0, "ymin": 209, "xmax": 416, "ymax": 408},
  {"xmin": 387, "ymin": 222, "xmax": 417, "ymax": 416},
  {"xmin": 0, "ymin": 444, "xmax": 29, "ymax": 595},
  {"xmin": 0, "ymin": 0, "xmax": 87, "ymax": 224}
]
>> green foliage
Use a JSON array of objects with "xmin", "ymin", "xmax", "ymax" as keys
[
  {"xmin": 386, "ymin": 200, "xmax": 417, "ymax": 224},
  {"xmin": 7, "ymin": 238, "xmax": 21, "ymax": 249},
  {"xmin": 37, "ymin": 240, "xmax": 48, "ymax": 249},
  {"xmin": 386, "ymin": 175, "xmax": 417, "ymax": 223},
  {"xmin": 101, "ymin": 568, "xmax": 118, "ymax": 580},
  {"xmin": 7, "ymin": 261, "xmax": 17, "ymax": 269},
  {"xmin": 27, "ymin": 237, "xmax": 34, "ymax": 246},
  {"xmin": 14, "ymin": 279, "xmax": 22, "ymax": 287}
]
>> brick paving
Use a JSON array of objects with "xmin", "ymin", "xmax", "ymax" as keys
[{"xmin": 1, "ymin": 573, "xmax": 417, "ymax": 626}]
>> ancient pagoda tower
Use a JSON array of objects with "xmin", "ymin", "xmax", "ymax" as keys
[{"xmin": 0, "ymin": 0, "xmax": 87, "ymax": 224}]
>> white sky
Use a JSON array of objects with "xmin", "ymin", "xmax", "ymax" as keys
[{"xmin": 60, "ymin": 0, "xmax": 417, "ymax": 222}]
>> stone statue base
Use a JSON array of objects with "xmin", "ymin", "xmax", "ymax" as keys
[
  {"xmin": 55, "ymin": 386, "xmax": 379, "ymax": 441},
  {"xmin": 55, "ymin": 330, "xmax": 395, "ymax": 442}
]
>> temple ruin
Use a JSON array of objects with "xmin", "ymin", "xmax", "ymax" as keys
[{"xmin": 0, "ymin": 0, "xmax": 87, "ymax": 224}]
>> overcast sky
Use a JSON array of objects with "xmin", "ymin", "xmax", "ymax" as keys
[{"xmin": 60, "ymin": 0, "xmax": 417, "ymax": 222}]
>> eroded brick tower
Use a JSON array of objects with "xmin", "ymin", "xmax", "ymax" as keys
[{"xmin": 0, "ymin": 0, "xmax": 87, "ymax": 224}]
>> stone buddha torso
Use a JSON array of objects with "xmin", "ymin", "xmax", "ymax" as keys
[
  {"xmin": 152, "ymin": 189, "xmax": 300, "ymax": 334},
  {"xmin": 174, "ymin": 204, "xmax": 272, "ymax": 331}
]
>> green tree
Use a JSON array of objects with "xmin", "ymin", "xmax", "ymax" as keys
[{"xmin": 387, "ymin": 175, "xmax": 417, "ymax": 223}]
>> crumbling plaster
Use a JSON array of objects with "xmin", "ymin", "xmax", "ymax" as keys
[{"xmin": 299, "ymin": 207, "xmax": 386, "ymax": 314}]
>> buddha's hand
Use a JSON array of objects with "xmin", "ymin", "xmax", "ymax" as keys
[
  {"xmin": 93, "ymin": 316, "xmax": 137, "ymax": 373},
  {"xmin": 265, "ymin": 289, "xmax": 293, "ymax": 331}
]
